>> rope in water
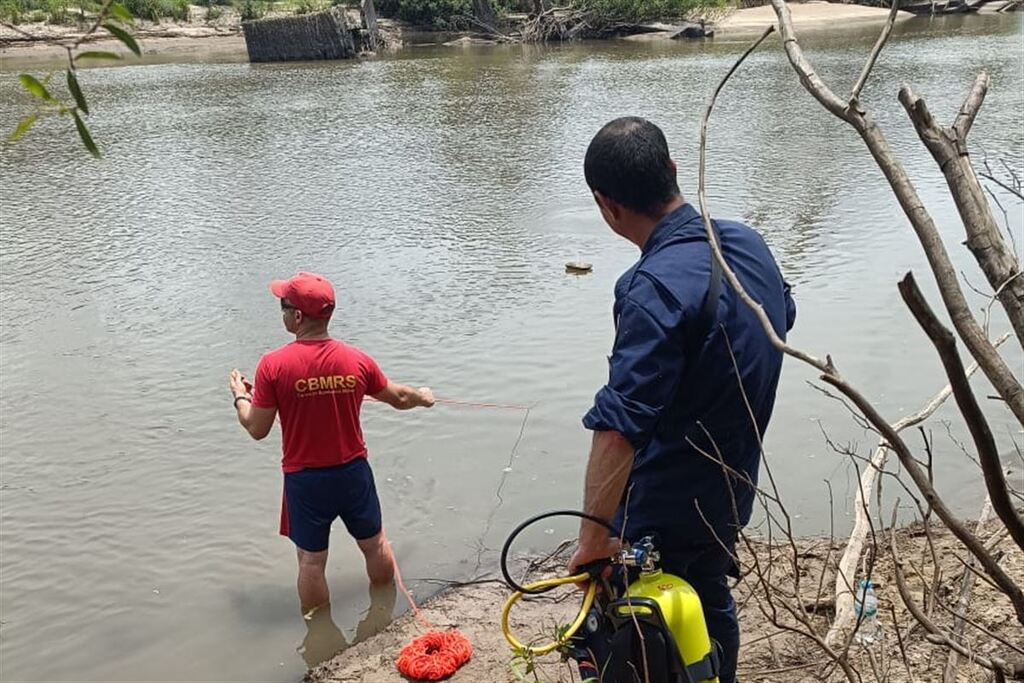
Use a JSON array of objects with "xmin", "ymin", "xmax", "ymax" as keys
[
  {"xmin": 390, "ymin": 395, "xmax": 532, "ymax": 679},
  {"xmin": 370, "ymin": 395, "xmax": 527, "ymax": 678},
  {"xmin": 393, "ymin": 556, "xmax": 473, "ymax": 680}
]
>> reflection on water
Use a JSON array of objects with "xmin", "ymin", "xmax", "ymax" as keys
[
  {"xmin": 0, "ymin": 12, "xmax": 1021, "ymax": 683},
  {"xmin": 299, "ymin": 583, "xmax": 396, "ymax": 667}
]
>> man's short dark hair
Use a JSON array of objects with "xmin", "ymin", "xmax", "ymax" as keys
[{"xmin": 584, "ymin": 117, "xmax": 680, "ymax": 215}]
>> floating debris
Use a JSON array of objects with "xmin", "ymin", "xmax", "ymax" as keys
[{"xmin": 565, "ymin": 261, "xmax": 593, "ymax": 274}]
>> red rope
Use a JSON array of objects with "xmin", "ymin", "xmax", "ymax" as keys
[
  {"xmin": 366, "ymin": 395, "xmax": 531, "ymax": 411},
  {"xmin": 396, "ymin": 631, "xmax": 473, "ymax": 681},
  {"xmin": 393, "ymin": 555, "xmax": 472, "ymax": 680}
]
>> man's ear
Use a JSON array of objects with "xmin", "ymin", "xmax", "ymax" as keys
[{"xmin": 593, "ymin": 191, "xmax": 621, "ymax": 222}]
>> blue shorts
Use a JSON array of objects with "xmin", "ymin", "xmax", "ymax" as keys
[{"xmin": 280, "ymin": 458, "xmax": 383, "ymax": 552}]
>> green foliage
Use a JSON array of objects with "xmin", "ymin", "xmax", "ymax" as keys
[
  {"xmin": 236, "ymin": 0, "xmax": 268, "ymax": 20},
  {"xmin": 6, "ymin": 2, "xmax": 136, "ymax": 156},
  {"xmin": 579, "ymin": 0, "xmax": 725, "ymax": 22},
  {"xmin": 0, "ymin": 0, "xmax": 23, "ymax": 23},
  {"xmin": 0, "ymin": 0, "xmax": 92, "ymax": 24},
  {"xmin": 45, "ymin": 0, "xmax": 73, "ymax": 24},
  {"xmin": 77, "ymin": 49, "xmax": 124, "ymax": 60},
  {"xmin": 119, "ymin": 0, "xmax": 190, "ymax": 22},
  {"xmin": 103, "ymin": 21, "xmax": 142, "ymax": 53},
  {"xmin": 293, "ymin": 0, "xmax": 325, "ymax": 14},
  {"xmin": 374, "ymin": 0, "xmax": 471, "ymax": 26}
]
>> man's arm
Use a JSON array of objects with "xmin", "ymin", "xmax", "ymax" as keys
[
  {"xmin": 569, "ymin": 429, "xmax": 635, "ymax": 573},
  {"xmin": 229, "ymin": 369, "xmax": 276, "ymax": 440},
  {"xmin": 372, "ymin": 381, "xmax": 435, "ymax": 410},
  {"xmin": 569, "ymin": 291, "xmax": 686, "ymax": 574}
]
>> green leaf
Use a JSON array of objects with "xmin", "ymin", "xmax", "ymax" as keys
[
  {"xmin": 109, "ymin": 2, "xmax": 134, "ymax": 23},
  {"xmin": 72, "ymin": 110, "xmax": 100, "ymax": 158},
  {"xmin": 102, "ymin": 23, "xmax": 141, "ymax": 56},
  {"xmin": 8, "ymin": 112, "xmax": 38, "ymax": 142},
  {"xmin": 66, "ymin": 71, "xmax": 89, "ymax": 115},
  {"xmin": 76, "ymin": 50, "xmax": 123, "ymax": 61},
  {"xmin": 18, "ymin": 74, "xmax": 54, "ymax": 101}
]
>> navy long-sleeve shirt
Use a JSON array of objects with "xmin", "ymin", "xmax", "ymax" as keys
[{"xmin": 583, "ymin": 203, "xmax": 796, "ymax": 551}]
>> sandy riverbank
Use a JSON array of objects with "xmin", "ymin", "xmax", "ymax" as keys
[
  {"xmin": 1, "ymin": 2, "xmax": 914, "ymax": 66},
  {"xmin": 307, "ymin": 519, "xmax": 1022, "ymax": 683},
  {"xmin": 716, "ymin": 1, "xmax": 913, "ymax": 37}
]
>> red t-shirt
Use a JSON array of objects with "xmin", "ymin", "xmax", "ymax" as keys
[{"xmin": 251, "ymin": 339, "xmax": 388, "ymax": 472}]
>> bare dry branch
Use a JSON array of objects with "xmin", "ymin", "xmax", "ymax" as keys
[
  {"xmin": 982, "ymin": 172, "xmax": 1024, "ymax": 202},
  {"xmin": 826, "ymin": 335, "xmax": 1007, "ymax": 647},
  {"xmin": 899, "ymin": 272, "xmax": 1024, "ymax": 552},
  {"xmin": 850, "ymin": 0, "xmax": 900, "ymax": 105},
  {"xmin": 769, "ymin": 0, "xmax": 1024, "ymax": 424},
  {"xmin": 890, "ymin": 504, "xmax": 1024, "ymax": 679},
  {"xmin": 823, "ymin": 367, "xmax": 1024, "ymax": 623},
  {"xmin": 898, "ymin": 79, "xmax": 1024, "ymax": 351},
  {"xmin": 953, "ymin": 73, "xmax": 990, "ymax": 142}
]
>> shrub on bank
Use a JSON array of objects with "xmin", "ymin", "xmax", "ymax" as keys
[
  {"xmin": 581, "ymin": 0, "xmax": 727, "ymax": 21},
  {"xmin": 0, "ymin": 0, "xmax": 81, "ymax": 24},
  {"xmin": 120, "ymin": 0, "xmax": 190, "ymax": 22},
  {"xmin": 236, "ymin": 0, "xmax": 269, "ymax": 19},
  {"xmin": 373, "ymin": 0, "xmax": 725, "ymax": 28},
  {"xmin": 374, "ymin": 0, "xmax": 471, "ymax": 26}
]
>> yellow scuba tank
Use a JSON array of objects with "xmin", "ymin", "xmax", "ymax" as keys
[
  {"xmin": 603, "ymin": 536, "xmax": 719, "ymax": 683},
  {"xmin": 621, "ymin": 569, "xmax": 718, "ymax": 683}
]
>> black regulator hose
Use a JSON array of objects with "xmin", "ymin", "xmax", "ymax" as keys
[{"xmin": 499, "ymin": 510, "xmax": 620, "ymax": 595}]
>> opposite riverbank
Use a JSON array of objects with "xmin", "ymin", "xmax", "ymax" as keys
[{"xmin": 0, "ymin": 2, "xmax": 914, "ymax": 66}]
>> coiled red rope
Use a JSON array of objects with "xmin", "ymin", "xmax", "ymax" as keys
[
  {"xmin": 396, "ymin": 631, "xmax": 473, "ymax": 680},
  {"xmin": 393, "ymin": 555, "xmax": 473, "ymax": 680}
]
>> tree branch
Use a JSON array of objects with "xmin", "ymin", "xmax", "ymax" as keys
[
  {"xmin": 825, "ymin": 332, "xmax": 1009, "ymax": 647},
  {"xmin": 696, "ymin": 24, "xmax": 836, "ymax": 377},
  {"xmin": 953, "ymin": 72, "xmax": 989, "ymax": 142},
  {"xmin": 898, "ymin": 81, "xmax": 1024, "ymax": 352},
  {"xmin": 769, "ymin": 0, "xmax": 1024, "ymax": 424},
  {"xmin": 899, "ymin": 272, "xmax": 1024, "ymax": 552},
  {"xmin": 850, "ymin": 0, "xmax": 900, "ymax": 105},
  {"xmin": 890, "ymin": 504, "xmax": 1024, "ymax": 679}
]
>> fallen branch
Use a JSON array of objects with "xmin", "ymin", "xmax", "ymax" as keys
[
  {"xmin": 890, "ymin": 504, "xmax": 1024, "ymax": 680},
  {"xmin": 943, "ymin": 496, "xmax": 993, "ymax": 683},
  {"xmin": 825, "ymin": 333, "xmax": 1009, "ymax": 647}
]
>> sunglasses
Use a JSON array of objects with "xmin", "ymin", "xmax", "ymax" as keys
[{"xmin": 280, "ymin": 300, "xmax": 298, "ymax": 311}]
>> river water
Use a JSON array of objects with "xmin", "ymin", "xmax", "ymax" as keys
[{"xmin": 1, "ymin": 13, "xmax": 1021, "ymax": 682}]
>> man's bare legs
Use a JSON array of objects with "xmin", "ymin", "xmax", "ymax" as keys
[
  {"xmin": 296, "ymin": 548, "xmax": 330, "ymax": 615},
  {"xmin": 356, "ymin": 530, "xmax": 395, "ymax": 585},
  {"xmin": 295, "ymin": 531, "xmax": 393, "ymax": 616}
]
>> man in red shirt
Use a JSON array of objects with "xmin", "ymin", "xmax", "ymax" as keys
[{"xmin": 229, "ymin": 272, "xmax": 434, "ymax": 614}]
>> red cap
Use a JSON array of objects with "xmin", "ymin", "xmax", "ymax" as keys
[{"xmin": 270, "ymin": 272, "xmax": 336, "ymax": 318}]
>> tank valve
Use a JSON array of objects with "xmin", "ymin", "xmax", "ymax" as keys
[{"xmin": 620, "ymin": 536, "xmax": 660, "ymax": 573}]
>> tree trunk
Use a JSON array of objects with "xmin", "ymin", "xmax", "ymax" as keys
[
  {"xmin": 472, "ymin": 0, "xmax": 497, "ymax": 28},
  {"xmin": 362, "ymin": 0, "xmax": 380, "ymax": 51}
]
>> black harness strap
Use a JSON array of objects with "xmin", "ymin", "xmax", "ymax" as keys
[{"xmin": 684, "ymin": 220, "xmax": 724, "ymax": 359}]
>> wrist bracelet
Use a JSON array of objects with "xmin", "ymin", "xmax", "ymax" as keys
[{"xmin": 234, "ymin": 395, "xmax": 252, "ymax": 408}]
